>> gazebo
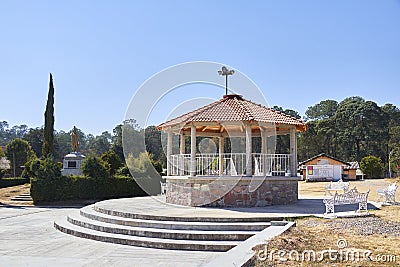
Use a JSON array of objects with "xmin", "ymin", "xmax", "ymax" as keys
[{"xmin": 157, "ymin": 94, "xmax": 307, "ymax": 207}]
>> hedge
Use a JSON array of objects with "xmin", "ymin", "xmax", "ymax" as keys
[
  {"xmin": 0, "ymin": 177, "xmax": 30, "ymax": 188},
  {"xmin": 30, "ymin": 175, "xmax": 147, "ymax": 203}
]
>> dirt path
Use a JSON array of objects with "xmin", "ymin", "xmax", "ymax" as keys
[{"xmin": 0, "ymin": 183, "xmax": 32, "ymax": 205}]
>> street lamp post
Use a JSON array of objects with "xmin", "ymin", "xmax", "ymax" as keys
[
  {"xmin": 389, "ymin": 149, "xmax": 393, "ymax": 178},
  {"xmin": 13, "ymin": 151, "xmax": 16, "ymax": 178},
  {"xmin": 218, "ymin": 66, "xmax": 235, "ymax": 95}
]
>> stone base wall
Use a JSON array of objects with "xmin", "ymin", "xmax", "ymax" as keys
[
  {"xmin": 61, "ymin": 168, "xmax": 83, "ymax": 176},
  {"xmin": 165, "ymin": 176, "xmax": 298, "ymax": 207}
]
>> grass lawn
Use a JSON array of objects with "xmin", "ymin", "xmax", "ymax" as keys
[{"xmin": 253, "ymin": 177, "xmax": 400, "ymax": 267}]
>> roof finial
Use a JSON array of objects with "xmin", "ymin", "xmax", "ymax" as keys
[{"xmin": 218, "ymin": 66, "xmax": 235, "ymax": 96}]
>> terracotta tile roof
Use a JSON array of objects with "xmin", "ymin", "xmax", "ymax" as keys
[{"xmin": 157, "ymin": 94, "xmax": 307, "ymax": 131}]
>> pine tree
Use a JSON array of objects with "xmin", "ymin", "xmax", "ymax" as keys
[{"xmin": 42, "ymin": 73, "xmax": 55, "ymax": 157}]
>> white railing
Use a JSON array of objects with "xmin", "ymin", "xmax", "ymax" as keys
[
  {"xmin": 252, "ymin": 153, "xmax": 291, "ymax": 176},
  {"xmin": 169, "ymin": 153, "xmax": 291, "ymax": 176},
  {"xmin": 170, "ymin": 154, "xmax": 191, "ymax": 176}
]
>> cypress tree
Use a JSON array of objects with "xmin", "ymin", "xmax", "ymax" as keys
[{"xmin": 42, "ymin": 73, "xmax": 55, "ymax": 157}]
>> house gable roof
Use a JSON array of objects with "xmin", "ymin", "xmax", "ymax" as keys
[{"xmin": 298, "ymin": 153, "xmax": 351, "ymax": 166}]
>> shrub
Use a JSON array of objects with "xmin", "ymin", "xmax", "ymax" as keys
[
  {"xmin": 152, "ymin": 160, "xmax": 163, "ymax": 174},
  {"xmin": 0, "ymin": 177, "xmax": 29, "ymax": 188},
  {"xmin": 116, "ymin": 165, "xmax": 132, "ymax": 177},
  {"xmin": 6, "ymin": 138, "xmax": 36, "ymax": 176},
  {"xmin": 22, "ymin": 158, "xmax": 41, "ymax": 178},
  {"xmin": 101, "ymin": 151, "xmax": 122, "ymax": 175},
  {"xmin": 0, "ymin": 169, "xmax": 5, "ymax": 179},
  {"xmin": 360, "ymin": 155, "xmax": 383, "ymax": 178},
  {"xmin": 30, "ymin": 175, "xmax": 146, "ymax": 203},
  {"xmin": 37, "ymin": 156, "xmax": 62, "ymax": 180},
  {"xmin": 81, "ymin": 155, "xmax": 110, "ymax": 179},
  {"xmin": 28, "ymin": 157, "xmax": 66, "ymax": 202},
  {"xmin": 30, "ymin": 155, "xmax": 149, "ymax": 203}
]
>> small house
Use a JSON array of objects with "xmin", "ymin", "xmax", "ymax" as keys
[{"xmin": 299, "ymin": 153, "xmax": 352, "ymax": 181}]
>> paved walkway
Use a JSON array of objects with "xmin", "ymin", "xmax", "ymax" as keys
[
  {"xmin": 95, "ymin": 195, "xmax": 377, "ymax": 219},
  {"xmin": 0, "ymin": 196, "xmax": 378, "ymax": 267},
  {"xmin": 0, "ymin": 206, "xmax": 220, "ymax": 267}
]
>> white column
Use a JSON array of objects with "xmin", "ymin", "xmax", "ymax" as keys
[
  {"xmin": 261, "ymin": 129, "xmax": 267, "ymax": 175},
  {"xmin": 180, "ymin": 134, "xmax": 185, "ymax": 154},
  {"xmin": 190, "ymin": 125, "xmax": 196, "ymax": 176},
  {"xmin": 219, "ymin": 136, "xmax": 224, "ymax": 175},
  {"xmin": 180, "ymin": 134, "xmax": 185, "ymax": 175},
  {"xmin": 245, "ymin": 124, "xmax": 252, "ymax": 176},
  {"xmin": 166, "ymin": 130, "xmax": 172, "ymax": 176},
  {"xmin": 289, "ymin": 127, "xmax": 297, "ymax": 177}
]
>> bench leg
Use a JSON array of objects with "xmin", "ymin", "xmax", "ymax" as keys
[
  {"xmin": 324, "ymin": 203, "xmax": 334, "ymax": 216},
  {"xmin": 358, "ymin": 202, "xmax": 368, "ymax": 213},
  {"xmin": 386, "ymin": 194, "xmax": 395, "ymax": 204},
  {"xmin": 325, "ymin": 190, "xmax": 333, "ymax": 196}
]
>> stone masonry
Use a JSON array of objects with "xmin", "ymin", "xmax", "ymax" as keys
[{"xmin": 166, "ymin": 177, "xmax": 298, "ymax": 207}]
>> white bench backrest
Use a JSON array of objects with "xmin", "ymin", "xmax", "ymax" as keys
[
  {"xmin": 333, "ymin": 187, "xmax": 369, "ymax": 204},
  {"xmin": 386, "ymin": 183, "xmax": 398, "ymax": 193}
]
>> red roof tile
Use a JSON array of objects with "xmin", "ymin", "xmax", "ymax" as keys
[{"xmin": 157, "ymin": 94, "xmax": 307, "ymax": 132}]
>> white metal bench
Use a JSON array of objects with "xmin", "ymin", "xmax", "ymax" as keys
[
  {"xmin": 324, "ymin": 179, "xmax": 350, "ymax": 196},
  {"xmin": 160, "ymin": 181, "xmax": 166, "ymax": 195},
  {"xmin": 323, "ymin": 187, "xmax": 369, "ymax": 217},
  {"xmin": 377, "ymin": 183, "xmax": 398, "ymax": 204}
]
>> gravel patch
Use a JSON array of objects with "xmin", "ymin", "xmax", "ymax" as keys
[{"xmin": 303, "ymin": 217, "xmax": 400, "ymax": 237}]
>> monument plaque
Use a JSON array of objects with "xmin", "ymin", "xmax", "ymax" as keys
[{"xmin": 61, "ymin": 126, "xmax": 85, "ymax": 176}]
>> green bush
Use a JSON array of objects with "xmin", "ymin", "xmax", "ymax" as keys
[
  {"xmin": 360, "ymin": 155, "xmax": 384, "ymax": 178},
  {"xmin": 6, "ymin": 138, "xmax": 37, "ymax": 177},
  {"xmin": 152, "ymin": 160, "xmax": 163, "ymax": 174},
  {"xmin": 81, "ymin": 155, "xmax": 110, "ymax": 179},
  {"xmin": 101, "ymin": 151, "xmax": 122, "ymax": 175},
  {"xmin": 0, "ymin": 177, "xmax": 29, "ymax": 188},
  {"xmin": 116, "ymin": 165, "xmax": 132, "ymax": 177},
  {"xmin": 22, "ymin": 158, "xmax": 41, "ymax": 178},
  {"xmin": 0, "ymin": 169, "xmax": 6, "ymax": 179},
  {"xmin": 30, "ymin": 175, "xmax": 147, "ymax": 203}
]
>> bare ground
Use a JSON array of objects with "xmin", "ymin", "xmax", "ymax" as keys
[
  {"xmin": 299, "ymin": 177, "xmax": 400, "ymax": 201},
  {"xmin": 253, "ymin": 177, "xmax": 400, "ymax": 267},
  {"xmin": 0, "ymin": 183, "xmax": 32, "ymax": 206}
]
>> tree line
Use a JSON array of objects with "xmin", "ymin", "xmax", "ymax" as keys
[
  {"xmin": 0, "ymin": 121, "xmax": 164, "ymax": 176},
  {"xmin": 298, "ymin": 97, "xmax": 400, "ymax": 176},
  {"xmin": 1, "ymin": 95, "xmax": 399, "ymax": 178}
]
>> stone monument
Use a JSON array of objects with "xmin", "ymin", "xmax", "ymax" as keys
[{"xmin": 61, "ymin": 126, "xmax": 85, "ymax": 176}]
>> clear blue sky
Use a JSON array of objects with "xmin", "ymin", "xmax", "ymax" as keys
[{"xmin": 1, "ymin": 1, "xmax": 399, "ymax": 135}]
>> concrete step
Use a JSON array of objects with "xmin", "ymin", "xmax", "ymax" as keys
[
  {"xmin": 80, "ymin": 205, "xmax": 271, "ymax": 231},
  {"xmin": 68, "ymin": 211, "xmax": 256, "ymax": 241},
  {"xmin": 11, "ymin": 193, "xmax": 33, "ymax": 201},
  {"xmin": 93, "ymin": 204, "xmax": 283, "ymax": 222},
  {"xmin": 54, "ymin": 219, "xmax": 240, "ymax": 251}
]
